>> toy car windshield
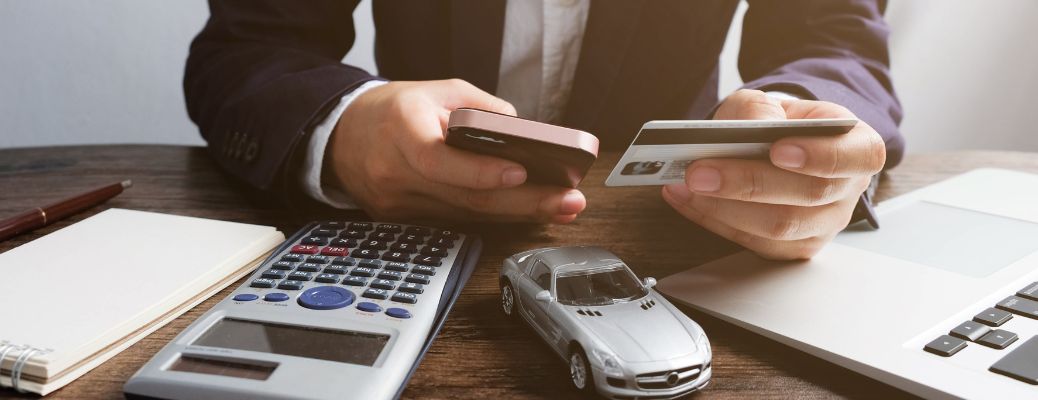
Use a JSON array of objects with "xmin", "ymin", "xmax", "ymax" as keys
[{"xmin": 554, "ymin": 264, "xmax": 647, "ymax": 306}]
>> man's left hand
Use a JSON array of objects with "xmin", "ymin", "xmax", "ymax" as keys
[{"xmin": 661, "ymin": 89, "xmax": 886, "ymax": 260}]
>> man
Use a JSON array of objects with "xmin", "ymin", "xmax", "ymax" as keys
[{"xmin": 185, "ymin": 0, "xmax": 902, "ymax": 260}]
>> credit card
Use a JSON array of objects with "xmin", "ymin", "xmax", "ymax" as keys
[{"xmin": 605, "ymin": 118, "xmax": 857, "ymax": 186}]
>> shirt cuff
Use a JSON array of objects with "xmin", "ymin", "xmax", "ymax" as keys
[
  {"xmin": 301, "ymin": 80, "xmax": 388, "ymax": 209},
  {"xmin": 764, "ymin": 91, "xmax": 801, "ymax": 101}
]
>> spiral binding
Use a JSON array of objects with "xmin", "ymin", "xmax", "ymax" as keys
[{"xmin": 0, "ymin": 341, "xmax": 49, "ymax": 393}]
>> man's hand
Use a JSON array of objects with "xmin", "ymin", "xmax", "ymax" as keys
[
  {"xmin": 326, "ymin": 79, "xmax": 586, "ymax": 223},
  {"xmin": 661, "ymin": 89, "xmax": 886, "ymax": 260}
]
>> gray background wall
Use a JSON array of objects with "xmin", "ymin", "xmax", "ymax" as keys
[{"xmin": 2, "ymin": 0, "xmax": 1036, "ymax": 153}]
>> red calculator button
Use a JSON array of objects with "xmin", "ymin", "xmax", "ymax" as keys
[
  {"xmin": 321, "ymin": 246, "xmax": 350, "ymax": 256},
  {"xmin": 291, "ymin": 244, "xmax": 319, "ymax": 254}
]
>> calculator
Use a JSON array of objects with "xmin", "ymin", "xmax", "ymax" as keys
[{"xmin": 124, "ymin": 221, "xmax": 482, "ymax": 400}]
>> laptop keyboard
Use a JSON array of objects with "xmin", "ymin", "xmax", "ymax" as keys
[{"xmin": 924, "ymin": 281, "xmax": 1038, "ymax": 384}]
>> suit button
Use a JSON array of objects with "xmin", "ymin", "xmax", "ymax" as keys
[{"xmin": 244, "ymin": 140, "xmax": 259, "ymax": 163}]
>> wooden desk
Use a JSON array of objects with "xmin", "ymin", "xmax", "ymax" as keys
[{"xmin": 2, "ymin": 146, "xmax": 1037, "ymax": 400}]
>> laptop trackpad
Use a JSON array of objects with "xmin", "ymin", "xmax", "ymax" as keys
[{"xmin": 835, "ymin": 201, "xmax": 1038, "ymax": 278}]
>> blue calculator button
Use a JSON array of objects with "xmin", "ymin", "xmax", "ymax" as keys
[
  {"xmin": 298, "ymin": 286, "xmax": 355, "ymax": 310},
  {"xmin": 386, "ymin": 307, "xmax": 412, "ymax": 319},
  {"xmin": 233, "ymin": 294, "xmax": 259, "ymax": 302},
  {"xmin": 264, "ymin": 293, "xmax": 290, "ymax": 302},
  {"xmin": 356, "ymin": 302, "xmax": 382, "ymax": 312}
]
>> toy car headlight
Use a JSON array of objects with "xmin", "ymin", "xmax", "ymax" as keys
[
  {"xmin": 697, "ymin": 333, "xmax": 712, "ymax": 359},
  {"xmin": 590, "ymin": 348, "xmax": 623, "ymax": 376}
]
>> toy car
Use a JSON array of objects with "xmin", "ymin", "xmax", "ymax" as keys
[{"xmin": 499, "ymin": 246, "xmax": 712, "ymax": 399}]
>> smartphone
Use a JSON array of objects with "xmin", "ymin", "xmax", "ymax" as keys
[{"xmin": 445, "ymin": 108, "xmax": 600, "ymax": 188}]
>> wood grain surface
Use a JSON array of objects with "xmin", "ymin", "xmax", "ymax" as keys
[{"xmin": 2, "ymin": 145, "xmax": 1037, "ymax": 400}]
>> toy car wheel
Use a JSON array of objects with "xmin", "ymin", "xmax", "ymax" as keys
[
  {"xmin": 501, "ymin": 282, "xmax": 517, "ymax": 318},
  {"xmin": 569, "ymin": 349, "xmax": 594, "ymax": 393}
]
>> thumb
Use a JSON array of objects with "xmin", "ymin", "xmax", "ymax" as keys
[
  {"xmin": 715, "ymin": 89, "xmax": 786, "ymax": 120},
  {"xmin": 438, "ymin": 78, "xmax": 517, "ymax": 116}
]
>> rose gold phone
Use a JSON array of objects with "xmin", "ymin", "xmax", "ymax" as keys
[{"xmin": 445, "ymin": 108, "xmax": 599, "ymax": 188}]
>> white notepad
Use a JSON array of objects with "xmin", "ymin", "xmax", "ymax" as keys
[{"xmin": 0, "ymin": 208, "xmax": 284, "ymax": 395}]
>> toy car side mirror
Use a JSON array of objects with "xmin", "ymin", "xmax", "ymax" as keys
[
  {"xmin": 535, "ymin": 290, "xmax": 553, "ymax": 303},
  {"xmin": 643, "ymin": 277, "xmax": 657, "ymax": 288}
]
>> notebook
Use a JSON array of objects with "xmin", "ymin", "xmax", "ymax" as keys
[{"xmin": 0, "ymin": 208, "xmax": 285, "ymax": 395}]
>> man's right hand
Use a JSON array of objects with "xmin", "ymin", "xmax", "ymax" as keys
[{"xmin": 325, "ymin": 79, "xmax": 586, "ymax": 223}]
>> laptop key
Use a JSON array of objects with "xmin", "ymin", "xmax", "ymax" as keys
[
  {"xmin": 1016, "ymin": 282, "xmax": 1038, "ymax": 301},
  {"xmin": 977, "ymin": 329, "xmax": 1019, "ymax": 350},
  {"xmin": 995, "ymin": 296, "xmax": 1038, "ymax": 319},
  {"xmin": 974, "ymin": 307, "xmax": 1013, "ymax": 327},
  {"xmin": 950, "ymin": 320, "xmax": 991, "ymax": 342},
  {"xmin": 990, "ymin": 336, "xmax": 1038, "ymax": 384},
  {"xmin": 924, "ymin": 335, "xmax": 967, "ymax": 357}
]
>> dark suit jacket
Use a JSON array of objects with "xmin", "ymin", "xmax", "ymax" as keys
[{"xmin": 185, "ymin": 0, "xmax": 903, "ymax": 197}]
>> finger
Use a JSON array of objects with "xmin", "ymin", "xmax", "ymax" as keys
[
  {"xmin": 407, "ymin": 139, "xmax": 529, "ymax": 189},
  {"xmin": 436, "ymin": 78, "xmax": 517, "ymax": 116},
  {"xmin": 715, "ymin": 89, "xmax": 786, "ymax": 120},
  {"xmin": 663, "ymin": 185, "xmax": 855, "ymax": 241},
  {"xmin": 683, "ymin": 159, "xmax": 866, "ymax": 206},
  {"xmin": 661, "ymin": 187, "xmax": 829, "ymax": 260},
  {"xmin": 423, "ymin": 184, "xmax": 587, "ymax": 221},
  {"xmin": 768, "ymin": 101, "xmax": 886, "ymax": 178}
]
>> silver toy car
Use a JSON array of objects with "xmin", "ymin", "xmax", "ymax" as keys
[{"xmin": 500, "ymin": 246, "xmax": 712, "ymax": 399}]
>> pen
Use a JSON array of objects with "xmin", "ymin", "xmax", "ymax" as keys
[{"xmin": 0, "ymin": 180, "xmax": 132, "ymax": 241}]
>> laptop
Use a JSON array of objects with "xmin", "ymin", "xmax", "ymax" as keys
[{"xmin": 658, "ymin": 168, "xmax": 1038, "ymax": 399}]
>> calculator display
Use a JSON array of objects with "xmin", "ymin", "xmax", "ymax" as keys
[{"xmin": 193, "ymin": 318, "xmax": 389, "ymax": 366}]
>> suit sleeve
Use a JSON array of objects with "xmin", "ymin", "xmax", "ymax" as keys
[
  {"xmin": 184, "ymin": 0, "xmax": 379, "ymax": 192},
  {"xmin": 739, "ymin": 0, "xmax": 905, "ymax": 167}
]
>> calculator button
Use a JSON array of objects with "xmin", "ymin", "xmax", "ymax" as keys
[
  {"xmin": 331, "ymin": 257, "xmax": 356, "ymax": 266},
  {"xmin": 996, "ymin": 296, "xmax": 1038, "ymax": 319},
  {"xmin": 397, "ymin": 234, "xmax": 423, "ymax": 244},
  {"xmin": 261, "ymin": 269, "xmax": 287, "ymax": 279},
  {"xmin": 291, "ymin": 245, "xmax": 319, "ymax": 254},
  {"xmin": 320, "ymin": 221, "xmax": 346, "ymax": 229},
  {"xmin": 288, "ymin": 271, "xmax": 313, "ymax": 281},
  {"xmin": 233, "ymin": 294, "xmax": 259, "ymax": 302},
  {"xmin": 302, "ymin": 236, "xmax": 329, "ymax": 246},
  {"xmin": 924, "ymin": 335, "xmax": 967, "ymax": 357},
  {"xmin": 433, "ymin": 229, "xmax": 459, "ymax": 240},
  {"xmin": 949, "ymin": 320, "xmax": 990, "ymax": 342},
  {"xmin": 271, "ymin": 261, "xmax": 295, "ymax": 270},
  {"xmin": 990, "ymin": 336, "xmax": 1038, "ymax": 384},
  {"xmin": 391, "ymin": 292, "xmax": 418, "ymax": 304},
  {"xmin": 405, "ymin": 273, "xmax": 431, "ymax": 285},
  {"xmin": 371, "ymin": 231, "xmax": 397, "ymax": 242},
  {"xmin": 428, "ymin": 237, "xmax": 456, "ymax": 248},
  {"xmin": 376, "ymin": 223, "xmax": 402, "ymax": 233},
  {"xmin": 382, "ymin": 252, "xmax": 410, "ymax": 262},
  {"xmin": 1016, "ymin": 282, "xmax": 1038, "ymax": 301},
  {"xmin": 362, "ymin": 288, "xmax": 390, "ymax": 300},
  {"xmin": 330, "ymin": 238, "xmax": 358, "ymax": 247},
  {"xmin": 404, "ymin": 226, "xmax": 431, "ymax": 237},
  {"xmin": 411, "ymin": 265, "xmax": 435, "ymax": 276},
  {"xmin": 280, "ymin": 254, "xmax": 304, "ymax": 262},
  {"xmin": 358, "ymin": 260, "xmax": 382, "ymax": 269},
  {"xmin": 250, "ymin": 279, "xmax": 277, "ymax": 288},
  {"xmin": 297, "ymin": 263, "xmax": 322, "ymax": 272},
  {"xmin": 413, "ymin": 255, "xmax": 441, "ymax": 266},
  {"xmin": 323, "ymin": 265, "xmax": 348, "ymax": 274},
  {"xmin": 311, "ymin": 228, "xmax": 337, "ymax": 237},
  {"xmin": 378, "ymin": 271, "xmax": 404, "ymax": 281},
  {"xmin": 342, "ymin": 276, "xmax": 367, "ymax": 286},
  {"xmin": 398, "ymin": 282, "xmax": 424, "ymax": 294},
  {"xmin": 264, "ymin": 292, "xmax": 290, "ymax": 302},
  {"xmin": 349, "ymin": 222, "xmax": 374, "ymax": 231},
  {"xmin": 350, "ymin": 267, "xmax": 377, "ymax": 277},
  {"xmin": 352, "ymin": 249, "xmax": 380, "ymax": 259},
  {"xmin": 320, "ymin": 246, "xmax": 350, "ymax": 257},
  {"xmin": 977, "ymin": 329, "xmax": 1018, "ymax": 349},
  {"xmin": 370, "ymin": 279, "xmax": 396, "ymax": 290},
  {"xmin": 315, "ymin": 273, "xmax": 341, "ymax": 283},
  {"xmin": 277, "ymin": 281, "xmax": 305, "ymax": 290},
  {"xmin": 384, "ymin": 262, "xmax": 409, "ymax": 272},
  {"xmin": 386, "ymin": 307, "xmax": 412, "ymax": 319},
  {"xmin": 360, "ymin": 240, "xmax": 388, "ymax": 250},
  {"xmin": 974, "ymin": 307, "xmax": 1013, "ymax": 327},
  {"xmin": 340, "ymin": 229, "xmax": 367, "ymax": 239},
  {"xmin": 307, "ymin": 255, "xmax": 332, "ymax": 264},
  {"xmin": 420, "ymin": 246, "xmax": 448, "ymax": 257},
  {"xmin": 357, "ymin": 302, "xmax": 382, "ymax": 312},
  {"xmin": 298, "ymin": 286, "xmax": 355, "ymax": 310},
  {"xmin": 390, "ymin": 242, "xmax": 419, "ymax": 253}
]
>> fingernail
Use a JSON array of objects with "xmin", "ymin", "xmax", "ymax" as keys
[
  {"xmin": 664, "ymin": 183, "xmax": 692, "ymax": 203},
  {"xmin": 559, "ymin": 191, "xmax": 585, "ymax": 214},
  {"xmin": 688, "ymin": 167, "xmax": 721, "ymax": 192},
  {"xmin": 773, "ymin": 144, "xmax": 806, "ymax": 168},
  {"xmin": 501, "ymin": 167, "xmax": 526, "ymax": 186}
]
